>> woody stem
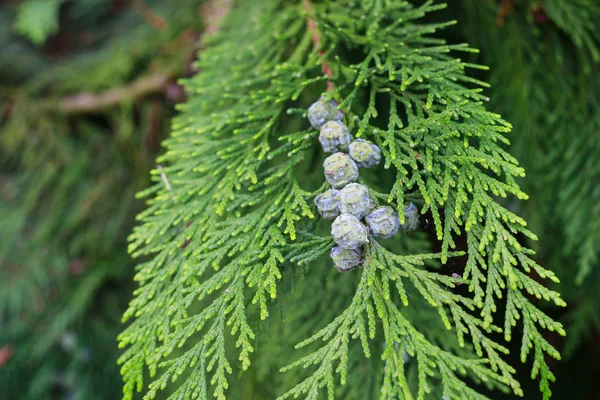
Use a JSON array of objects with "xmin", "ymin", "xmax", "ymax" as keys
[{"xmin": 302, "ymin": 0, "xmax": 334, "ymax": 92}]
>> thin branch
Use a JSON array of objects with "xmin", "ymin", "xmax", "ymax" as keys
[
  {"xmin": 58, "ymin": 0, "xmax": 233, "ymax": 115},
  {"xmin": 198, "ymin": 0, "xmax": 233, "ymax": 39},
  {"xmin": 157, "ymin": 164, "xmax": 172, "ymax": 191},
  {"xmin": 133, "ymin": 0, "xmax": 167, "ymax": 31},
  {"xmin": 60, "ymin": 73, "xmax": 171, "ymax": 114},
  {"xmin": 496, "ymin": 0, "xmax": 514, "ymax": 26},
  {"xmin": 302, "ymin": 0, "xmax": 334, "ymax": 92},
  {"xmin": 0, "ymin": 345, "xmax": 12, "ymax": 368}
]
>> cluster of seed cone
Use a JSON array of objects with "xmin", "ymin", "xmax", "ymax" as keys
[{"xmin": 308, "ymin": 97, "xmax": 419, "ymax": 272}]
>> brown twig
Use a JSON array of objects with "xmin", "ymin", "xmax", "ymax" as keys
[
  {"xmin": 198, "ymin": 0, "xmax": 232, "ymax": 39},
  {"xmin": 58, "ymin": 0, "xmax": 233, "ymax": 115},
  {"xmin": 0, "ymin": 345, "xmax": 12, "ymax": 368},
  {"xmin": 133, "ymin": 0, "xmax": 167, "ymax": 31},
  {"xmin": 60, "ymin": 73, "xmax": 171, "ymax": 114},
  {"xmin": 496, "ymin": 0, "xmax": 515, "ymax": 26},
  {"xmin": 303, "ymin": 0, "xmax": 334, "ymax": 92}
]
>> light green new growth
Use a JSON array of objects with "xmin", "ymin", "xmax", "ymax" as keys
[
  {"xmin": 13, "ymin": 0, "xmax": 65, "ymax": 45},
  {"xmin": 461, "ymin": 0, "xmax": 599, "ymax": 356},
  {"xmin": 119, "ymin": 1, "xmax": 566, "ymax": 400}
]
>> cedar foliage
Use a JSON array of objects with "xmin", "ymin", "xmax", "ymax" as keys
[
  {"xmin": 1, "ymin": 0, "xmax": 599, "ymax": 399},
  {"xmin": 457, "ymin": 0, "xmax": 600, "ymax": 357},
  {"xmin": 119, "ymin": 0, "xmax": 566, "ymax": 399}
]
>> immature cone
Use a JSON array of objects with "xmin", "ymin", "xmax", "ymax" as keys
[
  {"xmin": 365, "ymin": 206, "xmax": 400, "ymax": 239},
  {"xmin": 314, "ymin": 189, "xmax": 341, "ymax": 220},
  {"xmin": 308, "ymin": 96, "xmax": 343, "ymax": 129},
  {"xmin": 400, "ymin": 202, "xmax": 419, "ymax": 231},
  {"xmin": 330, "ymin": 246, "xmax": 363, "ymax": 272},
  {"xmin": 339, "ymin": 183, "xmax": 372, "ymax": 219},
  {"xmin": 331, "ymin": 214, "xmax": 368, "ymax": 249},
  {"xmin": 349, "ymin": 139, "xmax": 382, "ymax": 168},
  {"xmin": 323, "ymin": 153, "xmax": 359, "ymax": 189},
  {"xmin": 319, "ymin": 121, "xmax": 352, "ymax": 153}
]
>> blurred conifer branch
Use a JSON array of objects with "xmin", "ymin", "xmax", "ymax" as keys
[{"xmin": 57, "ymin": 0, "xmax": 232, "ymax": 114}]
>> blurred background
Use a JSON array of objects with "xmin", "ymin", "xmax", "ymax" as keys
[{"xmin": 0, "ymin": 0, "xmax": 598, "ymax": 399}]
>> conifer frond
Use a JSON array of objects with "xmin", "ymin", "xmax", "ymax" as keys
[
  {"xmin": 461, "ymin": 0, "xmax": 600, "ymax": 356},
  {"xmin": 119, "ymin": 1, "xmax": 567, "ymax": 399},
  {"xmin": 119, "ymin": 2, "xmax": 319, "ymax": 398},
  {"xmin": 280, "ymin": 248, "xmax": 519, "ymax": 400}
]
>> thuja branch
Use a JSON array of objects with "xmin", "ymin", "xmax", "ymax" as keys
[{"xmin": 373, "ymin": 274, "xmax": 415, "ymax": 400}]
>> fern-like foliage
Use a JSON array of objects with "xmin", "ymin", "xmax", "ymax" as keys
[
  {"xmin": 459, "ymin": 0, "xmax": 600, "ymax": 356},
  {"xmin": 119, "ymin": 1, "xmax": 566, "ymax": 399}
]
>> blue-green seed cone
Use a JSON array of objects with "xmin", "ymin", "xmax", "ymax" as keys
[
  {"xmin": 365, "ymin": 206, "xmax": 400, "ymax": 239},
  {"xmin": 349, "ymin": 139, "xmax": 381, "ymax": 168},
  {"xmin": 339, "ymin": 183, "xmax": 372, "ymax": 219},
  {"xmin": 319, "ymin": 121, "xmax": 352, "ymax": 153},
  {"xmin": 323, "ymin": 153, "xmax": 359, "ymax": 189},
  {"xmin": 331, "ymin": 213, "xmax": 368, "ymax": 249},
  {"xmin": 308, "ymin": 96, "xmax": 343, "ymax": 129},
  {"xmin": 314, "ymin": 189, "xmax": 341, "ymax": 220},
  {"xmin": 400, "ymin": 202, "xmax": 419, "ymax": 231},
  {"xmin": 330, "ymin": 246, "xmax": 363, "ymax": 272}
]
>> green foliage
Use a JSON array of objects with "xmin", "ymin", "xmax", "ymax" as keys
[
  {"xmin": 14, "ymin": 0, "xmax": 65, "ymax": 45},
  {"xmin": 0, "ymin": 1, "xmax": 205, "ymax": 398},
  {"xmin": 457, "ymin": 0, "xmax": 600, "ymax": 357},
  {"xmin": 119, "ymin": 1, "xmax": 566, "ymax": 399},
  {"xmin": 3, "ymin": 0, "xmax": 599, "ymax": 399}
]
